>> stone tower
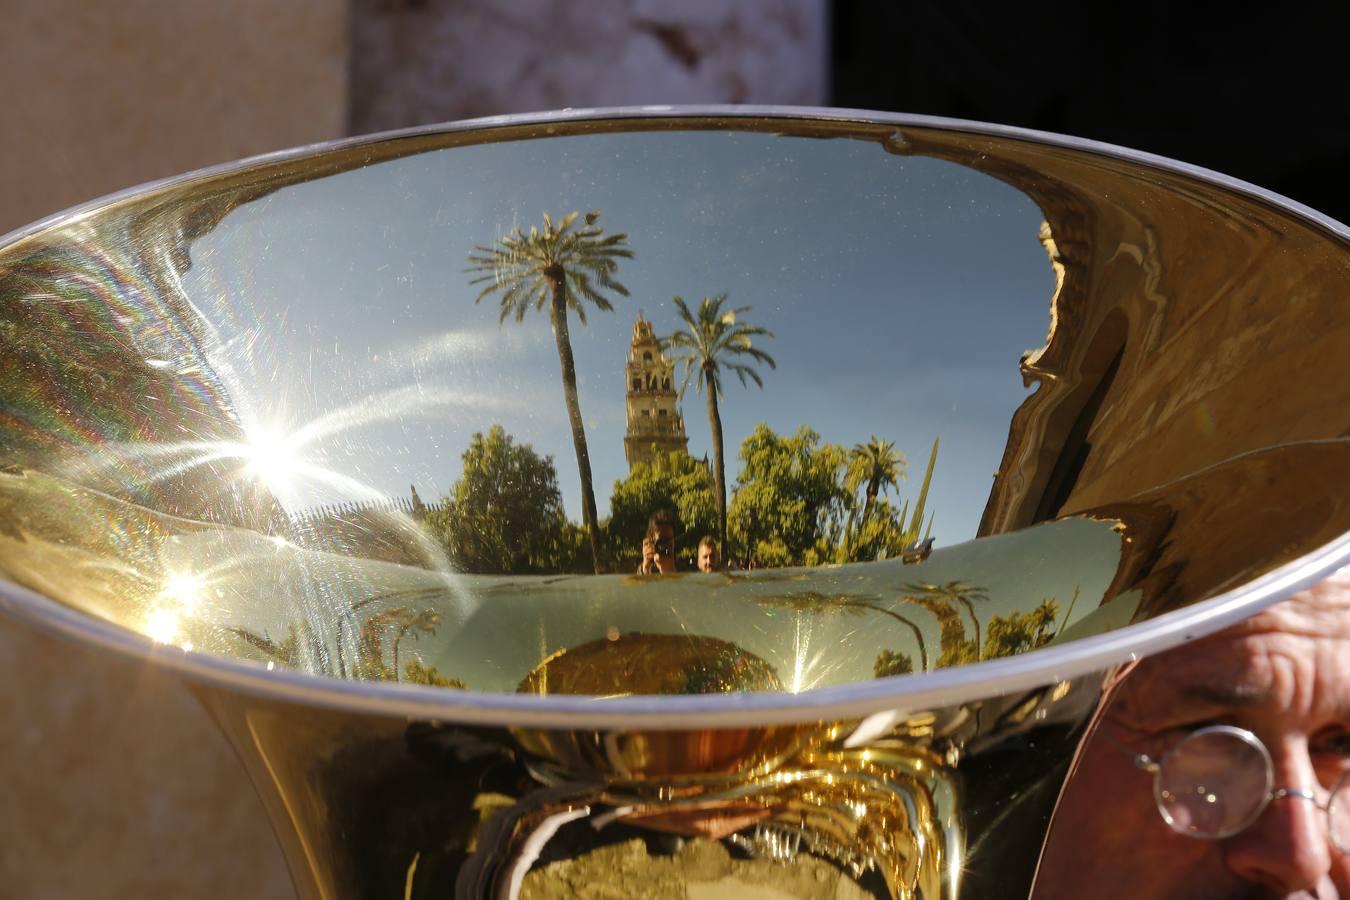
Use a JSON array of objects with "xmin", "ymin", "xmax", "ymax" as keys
[{"xmin": 624, "ymin": 314, "xmax": 688, "ymax": 470}]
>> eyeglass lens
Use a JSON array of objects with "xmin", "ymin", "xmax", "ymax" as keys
[
  {"xmin": 1330, "ymin": 773, "xmax": 1350, "ymax": 854},
  {"xmin": 1155, "ymin": 728, "xmax": 1350, "ymax": 850}
]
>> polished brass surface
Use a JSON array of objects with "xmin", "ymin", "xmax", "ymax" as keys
[
  {"xmin": 519, "ymin": 633, "xmax": 785, "ymax": 697},
  {"xmin": 198, "ymin": 675, "xmax": 1090, "ymax": 899},
  {"xmin": 1, "ymin": 110, "xmax": 1347, "ymax": 898}
]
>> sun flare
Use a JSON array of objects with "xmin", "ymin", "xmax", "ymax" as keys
[
  {"xmin": 145, "ymin": 608, "xmax": 181, "ymax": 644},
  {"xmin": 240, "ymin": 426, "xmax": 303, "ymax": 495}
]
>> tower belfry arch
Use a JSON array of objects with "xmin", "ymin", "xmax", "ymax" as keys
[{"xmin": 623, "ymin": 313, "xmax": 689, "ymax": 470}]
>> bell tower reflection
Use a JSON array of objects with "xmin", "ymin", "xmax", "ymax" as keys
[{"xmin": 623, "ymin": 313, "xmax": 689, "ymax": 469}]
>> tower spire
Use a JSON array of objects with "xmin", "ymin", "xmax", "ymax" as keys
[{"xmin": 623, "ymin": 313, "xmax": 688, "ymax": 470}]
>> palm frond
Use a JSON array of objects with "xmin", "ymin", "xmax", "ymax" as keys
[
  {"xmin": 464, "ymin": 210, "xmax": 632, "ymax": 328},
  {"xmin": 726, "ymin": 363, "xmax": 764, "ymax": 389}
]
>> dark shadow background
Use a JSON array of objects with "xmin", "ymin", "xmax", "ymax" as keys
[{"xmin": 831, "ymin": 4, "xmax": 1350, "ymax": 224}]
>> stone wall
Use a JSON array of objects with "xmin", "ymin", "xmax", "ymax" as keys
[{"xmin": 351, "ymin": 0, "xmax": 827, "ymax": 132}]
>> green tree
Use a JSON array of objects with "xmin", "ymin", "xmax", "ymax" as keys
[
  {"xmin": 873, "ymin": 649, "xmax": 915, "ymax": 678},
  {"xmin": 844, "ymin": 436, "xmax": 906, "ymax": 558},
  {"xmin": 729, "ymin": 424, "xmax": 848, "ymax": 567},
  {"xmin": 607, "ymin": 450, "xmax": 718, "ymax": 570},
  {"xmin": 663, "ymin": 294, "xmax": 776, "ymax": 561},
  {"xmin": 846, "ymin": 498, "xmax": 906, "ymax": 562},
  {"xmin": 425, "ymin": 425, "xmax": 568, "ymax": 574},
  {"xmin": 403, "ymin": 657, "xmax": 466, "ymax": 689},
  {"xmin": 983, "ymin": 598, "xmax": 1060, "ymax": 659},
  {"xmin": 547, "ymin": 519, "xmax": 595, "ymax": 575},
  {"xmin": 468, "ymin": 211, "xmax": 633, "ymax": 573}
]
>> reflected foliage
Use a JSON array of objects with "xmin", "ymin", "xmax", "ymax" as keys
[
  {"xmin": 408, "ymin": 422, "xmax": 939, "ymax": 576},
  {"xmin": 729, "ymin": 425, "xmax": 850, "ymax": 568},
  {"xmin": 841, "ymin": 438, "xmax": 937, "ymax": 565},
  {"xmin": 352, "ymin": 606, "xmax": 443, "ymax": 681},
  {"xmin": 230, "ymin": 593, "xmax": 460, "ymax": 687},
  {"xmin": 983, "ymin": 596, "xmax": 1065, "ymax": 658},
  {"xmin": 756, "ymin": 582, "xmax": 1072, "ymax": 679},
  {"xmin": 873, "ymin": 649, "xmax": 915, "ymax": 678},
  {"xmin": 727, "ymin": 426, "xmax": 938, "ymax": 568},
  {"xmin": 607, "ymin": 449, "xmax": 718, "ymax": 571},
  {"xmin": 423, "ymin": 425, "xmax": 574, "ymax": 575},
  {"xmin": 403, "ymin": 657, "xmax": 466, "ymax": 689}
]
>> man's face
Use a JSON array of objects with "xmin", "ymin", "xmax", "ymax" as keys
[
  {"xmin": 1036, "ymin": 569, "xmax": 1350, "ymax": 899},
  {"xmin": 651, "ymin": 526, "xmax": 677, "ymax": 574},
  {"xmin": 698, "ymin": 543, "xmax": 715, "ymax": 573}
]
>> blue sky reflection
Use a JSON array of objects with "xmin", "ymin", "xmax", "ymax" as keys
[{"xmin": 184, "ymin": 129, "xmax": 1054, "ymax": 543}]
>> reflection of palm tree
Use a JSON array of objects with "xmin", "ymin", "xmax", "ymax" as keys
[
  {"xmin": 899, "ymin": 592, "xmax": 968, "ymax": 667},
  {"xmin": 756, "ymin": 591, "xmax": 929, "ymax": 672},
  {"xmin": 230, "ymin": 587, "xmax": 447, "ymax": 681},
  {"xmin": 390, "ymin": 609, "xmax": 442, "ymax": 680},
  {"xmin": 468, "ymin": 211, "xmax": 633, "ymax": 573},
  {"xmin": 665, "ymin": 294, "xmax": 775, "ymax": 560},
  {"xmin": 903, "ymin": 580, "xmax": 989, "ymax": 661},
  {"xmin": 227, "ymin": 622, "xmax": 307, "ymax": 669},
  {"xmin": 845, "ymin": 436, "xmax": 906, "ymax": 556}
]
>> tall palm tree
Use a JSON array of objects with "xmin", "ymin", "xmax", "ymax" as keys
[
  {"xmin": 845, "ymin": 436, "xmax": 906, "ymax": 557},
  {"xmin": 903, "ymin": 580, "xmax": 989, "ymax": 662},
  {"xmin": 664, "ymin": 294, "xmax": 775, "ymax": 559},
  {"xmin": 467, "ymin": 211, "xmax": 632, "ymax": 573}
]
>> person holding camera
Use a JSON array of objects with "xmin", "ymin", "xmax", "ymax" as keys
[{"xmin": 638, "ymin": 509, "xmax": 679, "ymax": 575}]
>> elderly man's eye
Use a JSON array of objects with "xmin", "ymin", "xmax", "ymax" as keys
[{"xmin": 1310, "ymin": 726, "xmax": 1350, "ymax": 757}]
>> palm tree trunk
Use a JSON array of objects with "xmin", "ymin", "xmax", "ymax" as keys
[
  {"xmin": 548, "ymin": 282, "xmax": 603, "ymax": 573},
  {"xmin": 852, "ymin": 479, "xmax": 879, "ymax": 559},
  {"xmin": 951, "ymin": 597, "xmax": 982, "ymax": 661},
  {"xmin": 706, "ymin": 378, "xmax": 727, "ymax": 558},
  {"xmin": 868, "ymin": 605, "xmax": 929, "ymax": 672},
  {"xmin": 392, "ymin": 625, "xmax": 407, "ymax": 682},
  {"xmin": 861, "ymin": 480, "xmax": 878, "ymax": 536},
  {"xmin": 842, "ymin": 504, "xmax": 858, "ymax": 562}
]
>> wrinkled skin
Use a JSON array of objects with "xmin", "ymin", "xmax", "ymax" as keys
[{"xmin": 1037, "ymin": 568, "xmax": 1350, "ymax": 899}]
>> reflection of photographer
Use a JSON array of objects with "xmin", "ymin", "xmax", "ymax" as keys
[{"xmin": 638, "ymin": 509, "xmax": 679, "ymax": 574}]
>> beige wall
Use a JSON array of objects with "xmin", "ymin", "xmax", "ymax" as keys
[
  {"xmin": 0, "ymin": 0, "xmax": 348, "ymax": 236},
  {"xmin": 0, "ymin": 2, "xmax": 346, "ymax": 896}
]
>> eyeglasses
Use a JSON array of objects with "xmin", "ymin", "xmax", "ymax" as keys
[{"xmin": 1116, "ymin": 724, "xmax": 1350, "ymax": 851}]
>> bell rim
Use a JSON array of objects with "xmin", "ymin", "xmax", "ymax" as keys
[{"xmin": 2, "ymin": 104, "xmax": 1347, "ymax": 728}]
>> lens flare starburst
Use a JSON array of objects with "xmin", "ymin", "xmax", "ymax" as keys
[{"xmin": 239, "ymin": 425, "xmax": 304, "ymax": 497}]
